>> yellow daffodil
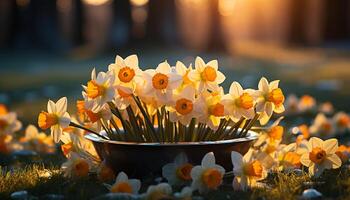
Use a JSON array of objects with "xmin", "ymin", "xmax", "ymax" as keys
[
  {"xmin": 278, "ymin": 142, "xmax": 308, "ymax": 171},
  {"xmin": 190, "ymin": 152, "xmax": 225, "ymax": 194},
  {"xmin": 300, "ymin": 137, "xmax": 342, "ymax": 177},
  {"xmin": 169, "ymin": 86, "xmax": 202, "ymax": 125},
  {"xmin": 107, "ymin": 172, "xmax": 141, "ymax": 194},
  {"xmin": 38, "ymin": 97, "xmax": 71, "ymax": 143},
  {"xmin": 310, "ymin": 113, "xmax": 335, "ymax": 138},
  {"xmin": 188, "ymin": 57, "xmax": 225, "ymax": 92},
  {"xmin": 83, "ymin": 68, "xmax": 115, "ymax": 112},
  {"xmin": 0, "ymin": 112, "xmax": 22, "ymax": 135},
  {"xmin": 255, "ymin": 77, "xmax": 285, "ymax": 125},
  {"xmin": 333, "ymin": 112, "xmax": 350, "ymax": 133},
  {"xmin": 231, "ymin": 150, "xmax": 267, "ymax": 191},
  {"xmin": 162, "ymin": 153, "xmax": 193, "ymax": 186},
  {"xmin": 222, "ymin": 82, "xmax": 256, "ymax": 122},
  {"xmin": 143, "ymin": 61, "xmax": 182, "ymax": 105},
  {"xmin": 61, "ymin": 152, "xmax": 92, "ymax": 178}
]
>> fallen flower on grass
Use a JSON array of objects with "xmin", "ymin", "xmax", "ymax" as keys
[
  {"xmin": 231, "ymin": 149, "xmax": 267, "ymax": 191},
  {"xmin": 300, "ymin": 137, "xmax": 342, "ymax": 177}
]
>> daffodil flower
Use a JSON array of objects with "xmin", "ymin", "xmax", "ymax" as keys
[
  {"xmin": 144, "ymin": 183, "xmax": 172, "ymax": 200},
  {"xmin": 222, "ymin": 82, "xmax": 256, "ymax": 122},
  {"xmin": 162, "ymin": 153, "xmax": 193, "ymax": 186},
  {"xmin": 0, "ymin": 112, "xmax": 22, "ymax": 135},
  {"xmin": 298, "ymin": 95, "xmax": 316, "ymax": 112},
  {"xmin": 335, "ymin": 145, "xmax": 350, "ymax": 163},
  {"xmin": 97, "ymin": 161, "xmax": 115, "ymax": 182},
  {"xmin": 277, "ymin": 142, "xmax": 308, "ymax": 171},
  {"xmin": 310, "ymin": 113, "xmax": 335, "ymax": 138},
  {"xmin": 20, "ymin": 125, "xmax": 55, "ymax": 153},
  {"xmin": 169, "ymin": 86, "xmax": 202, "ymax": 125},
  {"xmin": 300, "ymin": 137, "xmax": 342, "ymax": 177},
  {"xmin": 61, "ymin": 152, "xmax": 92, "ymax": 178},
  {"xmin": 231, "ymin": 150, "xmax": 267, "ymax": 191},
  {"xmin": 188, "ymin": 57, "xmax": 225, "ymax": 92},
  {"xmin": 255, "ymin": 77, "xmax": 285, "ymax": 125},
  {"xmin": 38, "ymin": 97, "xmax": 71, "ymax": 143},
  {"xmin": 175, "ymin": 61, "xmax": 196, "ymax": 90},
  {"xmin": 333, "ymin": 112, "xmax": 350, "ymax": 133},
  {"xmin": 191, "ymin": 152, "xmax": 225, "ymax": 194},
  {"xmin": 107, "ymin": 172, "xmax": 141, "ymax": 194},
  {"xmin": 197, "ymin": 88, "xmax": 226, "ymax": 130},
  {"xmin": 0, "ymin": 104, "xmax": 7, "ymax": 116},
  {"xmin": 83, "ymin": 68, "xmax": 115, "ymax": 112},
  {"xmin": 143, "ymin": 61, "xmax": 182, "ymax": 105}
]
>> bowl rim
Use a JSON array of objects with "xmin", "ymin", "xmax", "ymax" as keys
[{"xmin": 84, "ymin": 128, "xmax": 259, "ymax": 146}]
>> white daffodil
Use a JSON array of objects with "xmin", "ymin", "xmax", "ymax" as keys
[
  {"xmin": 300, "ymin": 137, "xmax": 342, "ymax": 177},
  {"xmin": 188, "ymin": 57, "xmax": 225, "ymax": 92},
  {"xmin": 20, "ymin": 124, "xmax": 55, "ymax": 154},
  {"xmin": 38, "ymin": 97, "xmax": 71, "ymax": 143},
  {"xmin": 310, "ymin": 113, "xmax": 335, "ymax": 138},
  {"xmin": 83, "ymin": 68, "xmax": 115, "ymax": 112},
  {"xmin": 61, "ymin": 152, "xmax": 92, "ymax": 178},
  {"xmin": 333, "ymin": 112, "xmax": 350, "ymax": 133},
  {"xmin": 106, "ymin": 172, "xmax": 141, "ymax": 194},
  {"xmin": 0, "ymin": 112, "xmax": 22, "ymax": 135},
  {"xmin": 222, "ymin": 82, "xmax": 256, "ymax": 122},
  {"xmin": 169, "ymin": 86, "xmax": 202, "ymax": 125},
  {"xmin": 255, "ymin": 77, "xmax": 285, "ymax": 125},
  {"xmin": 191, "ymin": 152, "xmax": 225, "ymax": 194},
  {"xmin": 143, "ymin": 61, "xmax": 182, "ymax": 105},
  {"xmin": 144, "ymin": 183, "xmax": 172, "ymax": 200},
  {"xmin": 108, "ymin": 54, "xmax": 143, "ymax": 88},
  {"xmin": 231, "ymin": 150, "xmax": 268, "ymax": 191},
  {"xmin": 175, "ymin": 61, "xmax": 196, "ymax": 90},
  {"xmin": 162, "ymin": 153, "xmax": 193, "ymax": 186},
  {"xmin": 197, "ymin": 88, "xmax": 226, "ymax": 130},
  {"xmin": 298, "ymin": 95, "xmax": 316, "ymax": 112}
]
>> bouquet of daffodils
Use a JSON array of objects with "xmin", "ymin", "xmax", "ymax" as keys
[{"xmin": 38, "ymin": 55, "xmax": 285, "ymax": 143}]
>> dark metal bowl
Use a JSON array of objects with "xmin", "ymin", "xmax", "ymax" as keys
[{"xmin": 85, "ymin": 130, "xmax": 258, "ymax": 178}]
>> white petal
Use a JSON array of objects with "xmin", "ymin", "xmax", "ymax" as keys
[
  {"xmin": 51, "ymin": 125, "xmax": 61, "ymax": 143},
  {"xmin": 231, "ymin": 151, "xmax": 243, "ymax": 169},
  {"xmin": 174, "ymin": 152, "xmax": 188, "ymax": 165},
  {"xmin": 47, "ymin": 100, "xmax": 56, "ymax": 113},
  {"xmin": 258, "ymin": 77, "xmax": 269, "ymax": 93},
  {"xmin": 125, "ymin": 54, "xmax": 138, "ymax": 68},
  {"xmin": 157, "ymin": 61, "xmax": 171, "ymax": 74},
  {"xmin": 56, "ymin": 97, "xmax": 68, "ymax": 115},
  {"xmin": 116, "ymin": 171, "xmax": 129, "ymax": 183},
  {"xmin": 195, "ymin": 57, "xmax": 205, "ymax": 71},
  {"xmin": 269, "ymin": 80, "xmax": 279, "ymax": 89},
  {"xmin": 215, "ymin": 71, "xmax": 225, "ymax": 84},
  {"xmin": 323, "ymin": 138, "xmax": 338, "ymax": 154},
  {"xmin": 300, "ymin": 153, "xmax": 312, "ymax": 167},
  {"xmin": 207, "ymin": 60, "xmax": 218, "ymax": 70},
  {"xmin": 190, "ymin": 166, "xmax": 204, "ymax": 180},
  {"xmin": 229, "ymin": 82, "xmax": 243, "ymax": 96},
  {"xmin": 325, "ymin": 154, "xmax": 342, "ymax": 169},
  {"xmin": 201, "ymin": 152, "xmax": 216, "ymax": 168}
]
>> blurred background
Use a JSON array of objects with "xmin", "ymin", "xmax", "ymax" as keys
[{"xmin": 0, "ymin": 0, "xmax": 350, "ymax": 124}]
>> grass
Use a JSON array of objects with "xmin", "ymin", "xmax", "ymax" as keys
[{"xmin": 1, "ymin": 164, "xmax": 350, "ymax": 200}]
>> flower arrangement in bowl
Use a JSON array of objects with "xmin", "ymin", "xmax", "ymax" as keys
[{"xmin": 38, "ymin": 55, "xmax": 286, "ymax": 176}]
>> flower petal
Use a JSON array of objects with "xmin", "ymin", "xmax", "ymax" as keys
[
  {"xmin": 201, "ymin": 152, "xmax": 216, "ymax": 168},
  {"xmin": 323, "ymin": 138, "xmax": 338, "ymax": 154}
]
